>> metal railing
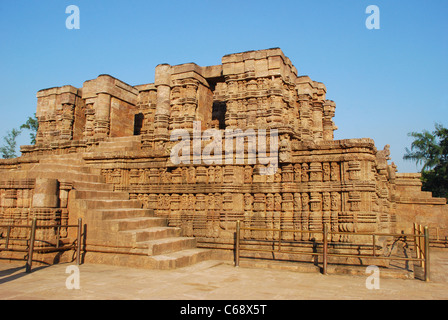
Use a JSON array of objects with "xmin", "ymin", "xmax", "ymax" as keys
[
  {"xmin": 426, "ymin": 225, "xmax": 448, "ymax": 247},
  {"xmin": 0, "ymin": 217, "xmax": 83, "ymax": 272},
  {"xmin": 235, "ymin": 221, "xmax": 430, "ymax": 281}
]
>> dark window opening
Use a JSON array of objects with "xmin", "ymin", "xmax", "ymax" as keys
[
  {"xmin": 134, "ymin": 113, "xmax": 144, "ymax": 135},
  {"xmin": 212, "ymin": 101, "xmax": 227, "ymax": 130},
  {"xmin": 207, "ymin": 76, "xmax": 225, "ymax": 93}
]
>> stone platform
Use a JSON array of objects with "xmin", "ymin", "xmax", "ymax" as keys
[{"xmin": 1, "ymin": 248, "xmax": 448, "ymax": 300}]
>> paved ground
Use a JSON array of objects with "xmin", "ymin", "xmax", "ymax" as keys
[{"xmin": 1, "ymin": 248, "xmax": 448, "ymax": 300}]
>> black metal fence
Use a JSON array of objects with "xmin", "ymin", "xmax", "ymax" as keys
[
  {"xmin": 235, "ymin": 221, "xmax": 430, "ymax": 281},
  {"xmin": 0, "ymin": 217, "xmax": 83, "ymax": 272}
]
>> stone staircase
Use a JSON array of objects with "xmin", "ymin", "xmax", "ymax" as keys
[
  {"xmin": 90, "ymin": 135, "xmax": 142, "ymax": 153},
  {"xmin": 27, "ymin": 152, "xmax": 212, "ymax": 269}
]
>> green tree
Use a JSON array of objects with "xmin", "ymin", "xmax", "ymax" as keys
[
  {"xmin": 0, "ymin": 128, "xmax": 21, "ymax": 159},
  {"xmin": 404, "ymin": 123, "xmax": 448, "ymax": 199},
  {"xmin": 20, "ymin": 113, "xmax": 38, "ymax": 144}
]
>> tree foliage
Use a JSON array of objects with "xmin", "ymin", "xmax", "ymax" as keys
[
  {"xmin": 0, "ymin": 114, "xmax": 38, "ymax": 159},
  {"xmin": 0, "ymin": 128, "xmax": 21, "ymax": 159},
  {"xmin": 20, "ymin": 113, "xmax": 38, "ymax": 145},
  {"xmin": 404, "ymin": 123, "xmax": 448, "ymax": 199}
]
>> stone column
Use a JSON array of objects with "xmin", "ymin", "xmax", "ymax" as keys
[
  {"xmin": 154, "ymin": 64, "xmax": 172, "ymax": 150},
  {"xmin": 94, "ymin": 93, "xmax": 111, "ymax": 138},
  {"xmin": 309, "ymin": 192, "xmax": 323, "ymax": 241},
  {"xmin": 60, "ymin": 103, "xmax": 75, "ymax": 141},
  {"xmin": 282, "ymin": 193, "xmax": 294, "ymax": 241},
  {"xmin": 298, "ymin": 94, "xmax": 313, "ymax": 141},
  {"xmin": 312, "ymin": 101, "xmax": 324, "ymax": 141},
  {"xmin": 32, "ymin": 178, "xmax": 59, "ymax": 208},
  {"xmin": 323, "ymin": 100, "xmax": 337, "ymax": 141}
]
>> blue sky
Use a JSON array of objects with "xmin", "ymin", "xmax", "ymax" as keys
[{"xmin": 0, "ymin": 0, "xmax": 447, "ymax": 173}]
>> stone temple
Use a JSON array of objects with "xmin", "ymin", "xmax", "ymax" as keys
[{"xmin": 0, "ymin": 48, "xmax": 447, "ymax": 269}]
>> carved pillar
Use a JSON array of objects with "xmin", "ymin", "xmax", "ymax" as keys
[
  {"xmin": 252, "ymin": 193, "xmax": 266, "ymax": 239},
  {"xmin": 301, "ymin": 163, "xmax": 309, "ymax": 182},
  {"xmin": 294, "ymin": 164, "xmax": 302, "ymax": 183},
  {"xmin": 309, "ymin": 162, "xmax": 323, "ymax": 182},
  {"xmin": 298, "ymin": 94, "xmax": 312, "ymax": 141},
  {"xmin": 282, "ymin": 164, "xmax": 294, "ymax": 183},
  {"xmin": 266, "ymin": 193, "xmax": 274, "ymax": 240},
  {"xmin": 154, "ymin": 64, "xmax": 172, "ymax": 150},
  {"xmin": 312, "ymin": 101, "xmax": 324, "ymax": 141},
  {"xmin": 323, "ymin": 100, "xmax": 337, "ymax": 141},
  {"xmin": 309, "ymin": 192, "xmax": 322, "ymax": 240},
  {"xmin": 282, "ymin": 193, "xmax": 294, "ymax": 241},
  {"xmin": 348, "ymin": 161, "xmax": 361, "ymax": 181},
  {"xmin": 323, "ymin": 162, "xmax": 331, "ymax": 181},
  {"xmin": 32, "ymin": 178, "xmax": 59, "ymax": 208},
  {"xmin": 301, "ymin": 192, "xmax": 310, "ymax": 241},
  {"xmin": 169, "ymin": 194, "xmax": 181, "ymax": 227},
  {"xmin": 331, "ymin": 192, "xmax": 341, "ymax": 242},
  {"xmin": 322, "ymin": 191, "xmax": 331, "ymax": 236},
  {"xmin": 196, "ymin": 167, "xmax": 208, "ymax": 184},
  {"xmin": 243, "ymin": 193, "xmax": 253, "ymax": 239},
  {"xmin": 225, "ymin": 98, "xmax": 238, "ymax": 129},
  {"xmin": 330, "ymin": 162, "xmax": 340, "ymax": 181},
  {"xmin": 194, "ymin": 194, "xmax": 207, "ymax": 237},
  {"xmin": 60, "ymin": 103, "xmax": 75, "ymax": 141},
  {"xmin": 84, "ymin": 102, "xmax": 95, "ymax": 140},
  {"xmin": 293, "ymin": 193, "xmax": 302, "ymax": 240},
  {"xmin": 94, "ymin": 93, "xmax": 111, "ymax": 139}
]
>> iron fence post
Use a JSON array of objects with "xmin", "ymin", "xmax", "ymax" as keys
[
  {"xmin": 424, "ymin": 226, "xmax": 430, "ymax": 282},
  {"xmin": 5, "ymin": 225, "xmax": 11, "ymax": 250},
  {"xmin": 323, "ymin": 224, "xmax": 328, "ymax": 275},
  {"xmin": 419, "ymin": 224, "xmax": 424, "ymax": 267},
  {"xmin": 413, "ymin": 223, "xmax": 419, "ymax": 261},
  {"xmin": 76, "ymin": 218, "xmax": 82, "ymax": 265},
  {"xmin": 25, "ymin": 218, "xmax": 37, "ymax": 273},
  {"xmin": 56, "ymin": 225, "xmax": 61, "ymax": 249},
  {"xmin": 235, "ymin": 220, "xmax": 240, "ymax": 267},
  {"xmin": 235, "ymin": 220, "xmax": 241, "ymax": 267},
  {"xmin": 372, "ymin": 234, "xmax": 376, "ymax": 257}
]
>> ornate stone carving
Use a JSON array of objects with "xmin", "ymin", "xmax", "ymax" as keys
[{"xmin": 4, "ymin": 47, "xmax": 447, "ymax": 262}]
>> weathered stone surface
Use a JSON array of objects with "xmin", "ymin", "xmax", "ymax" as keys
[
  {"xmin": 32, "ymin": 178, "xmax": 59, "ymax": 208},
  {"xmin": 1, "ymin": 48, "xmax": 447, "ymax": 269}
]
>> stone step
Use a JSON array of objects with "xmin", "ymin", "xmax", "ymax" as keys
[
  {"xmin": 122, "ymin": 227, "xmax": 182, "ymax": 242},
  {"xmin": 93, "ymin": 137, "xmax": 142, "ymax": 153},
  {"xmin": 39, "ymin": 157, "xmax": 86, "ymax": 166},
  {"xmin": 150, "ymin": 248, "xmax": 213, "ymax": 270},
  {"xmin": 72, "ymin": 190, "xmax": 129, "ymax": 200},
  {"xmin": 92, "ymin": 146, "xmax": 139, "ymax": 153},
  {"xmin": 98, "ymin": 140, "xmax": 141, "ymax": 148},
  {"xmin": 73, "ymin": 181, "xmax": 114, "ymax": 192},
  {"xmin": 141, "ymin": 237, "xmax": 197, "ymax": 255},
  {"xmin": 106, "ymin": 136, "xmax": 142, "ymax": 142},
  {"xmin": 83, "ymin": 247, "xmax": 212, "ymax": 270},
  {"xmin": 95, "ymin": 208, "xmax": 154, "ymax": 220},
  {"xmin": 112, "ymin": 217, "xmax": 168, "ymax": 231},
  {"xmin": 27, "ymin": 170, "xmax": 105, "ymax": 183},
  {"xmin": 35, "ymin": 163, "xmax": 96, "ymax": 174},
  {"xmin": 82, "ymin": 199, "xmax": 142, "ymax": 210}
]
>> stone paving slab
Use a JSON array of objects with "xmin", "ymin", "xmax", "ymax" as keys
[{"xmin": 1, "ymin": 249, "xmax": 448, "ymax": 300}]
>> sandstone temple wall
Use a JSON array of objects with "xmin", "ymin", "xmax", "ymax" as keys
[{"xmin": 1, "ymin": 48, "xmax": 447, "ymax": 253}]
